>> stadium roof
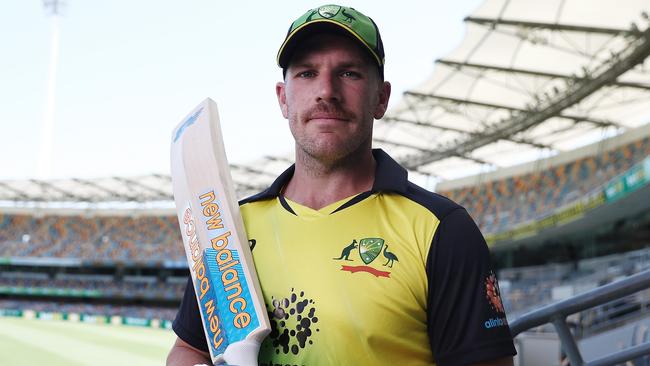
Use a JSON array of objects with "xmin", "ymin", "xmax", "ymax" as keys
[
  {"xmin": 1, "ymin": 0, "xmax": 649, "ymax": 206},
  {"xmin": 0, "ymin": 162, "xmax": 288, "ymax": 205},
  {"xmin": 374, "ymin": 0, "xmax": 650, "ymax": 182}
]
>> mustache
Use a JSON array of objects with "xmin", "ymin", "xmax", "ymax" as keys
[{"xmin": 305, "ymin": 102, "xmax": 353, "ymax": 120}]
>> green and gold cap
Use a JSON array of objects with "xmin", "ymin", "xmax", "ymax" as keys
[{"xmin": 277, "ymin": 4, "xmax": 385, "ymax": 72}]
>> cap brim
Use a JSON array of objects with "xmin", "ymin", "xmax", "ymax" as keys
[{"xmin": 277, "ymin": 19, "xmax": 382, "ymax": 69}]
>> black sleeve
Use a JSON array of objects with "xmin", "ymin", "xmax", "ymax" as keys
[
  {"xmin": 172, "ymin": 277, "xmax": 209, "ymax": 352},
  {"xmin": 426, "ymin": 208, "xmax": 517, "ymax": 366}
]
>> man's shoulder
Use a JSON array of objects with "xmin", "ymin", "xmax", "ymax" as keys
[
  {"xmin": 238, "ymin": 190, "xmax": 273, "ymax": 206},
  {"xmin": 372, "ymin": 149, "xmax": 462, "ymax": 219},
  {"xmin": 398, "ymin": 181, "xmax": 464, "ymax": 221}
]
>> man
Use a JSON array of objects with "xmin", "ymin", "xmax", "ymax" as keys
[{"xmin": 168, "ymin": 4, "xmax": 516, "ymax": 365}]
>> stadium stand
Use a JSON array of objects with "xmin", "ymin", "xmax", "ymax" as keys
[
  {"xmin": 0, "ymin": 213, "xmax": 187, "ymax": 325},
  {"xmin": 0, "ymin": 299, "xmax": 177, "ymax": 321},
  {"xmin": 2, "ymin": 129, "xmax": 648, "ymax": 266},
  {"xmin": 0, "ymin": 214, "xmax": 184, "ymax": 263},
  {"xmin": 438, "ymin": 134, "xmax": 650, "ymax": 235},
  {"xmin": 0, "ymin": 275, "xmax": 185, "ymax": 300}
]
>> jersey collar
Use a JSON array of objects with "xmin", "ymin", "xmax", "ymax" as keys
[{"xmin": 240, "ymin": 149, "xmax": 408, "ymax": 204}]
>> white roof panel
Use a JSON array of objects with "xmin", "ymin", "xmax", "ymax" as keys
[{"xmin": 377, "ymin": 0, "xmax": 650, "ymax": 184}]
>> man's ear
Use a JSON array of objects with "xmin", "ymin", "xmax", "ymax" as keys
[
  {"xmin": 276, "ymin": 82, "xmax": 289, "ymax": 119},
  {"xmin": 373, "ymin": 81, "xmax": 391, "ymax": 119}
]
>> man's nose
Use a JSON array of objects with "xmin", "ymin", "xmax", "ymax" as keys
[{"xmin": 316, "ymin": 74, "xmax": 341, "ymax": 102}]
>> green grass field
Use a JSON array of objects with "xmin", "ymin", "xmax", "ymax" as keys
[{"xmin": 0, "ymin": 316, "xmax": 176, "ymax": 366}]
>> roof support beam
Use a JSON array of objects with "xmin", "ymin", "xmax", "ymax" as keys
[
  {"xmin": 412, "ymin": 168, "xmax": 442, "ymax": 180},
  {"xmin": 264, "ymin": 156, "xmax": 294, "ymax": 164},
  {"xmin": 437, "ymin": 59, "xmax": 650, "ymax": 91},
  {"xmin": 382, "ymin": 116, "xmax": 469, "ymax": 134},
  {"xmin": 382, "ymin": 116, "xmax": 551, "ymax": 151},
  {"xmin": 151, "ymin": 174, "xmax": 171, "ymax": 182},
  {"xmin": 235, "ymin": 182, "xmax": 267, "ymax": 192},
  {"xmin": 464, "ymin": 17, "xmax": 637, "ymax": 36},
  {"xmin": 374, "ymin": 137, "xmax": 432, "ymax": 153},
  {"xmin": 375, "ymin": 138, "xmax": 494, "ymax": 166},
  {"xmin": 400, "ymin": 26, "xmax": 650, "ymax": 169},
  {"xmin": 113, "ymin": 177, "xmax": 171, "ymax": 201},
  {"xmin": 0, "ymin": 181, "xmax": 32, "ymax": 201},
  {"xmin": 230, "ymin": 163, "xmax": 277, "ymax": 177},
  {"xmin": 29, "ymin": 180, "xmax": 79, "ymax": 201},
  {"xmin": 72, "ymin": 178, "xmax": 136, "ymax": 202},
  {"xmin": 509, "ymin": 138, "xmax": 552, "ymax": 150},
  {"xmin": 405, "ymin": 92, "xmax": 620, "ymax": 128}
]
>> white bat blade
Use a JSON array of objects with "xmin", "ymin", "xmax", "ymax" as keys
[{"xmin": 170, "ymin": 98, "xmax": 270, "ymax": 365}]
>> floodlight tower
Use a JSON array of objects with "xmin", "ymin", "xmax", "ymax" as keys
[
  {"xmin": 43, "ymin": 0, "xmax": 62, "ymax": 15},
  {"xmin": 37, "ymin": 0, "xmax": 64, "ymax": 179}
]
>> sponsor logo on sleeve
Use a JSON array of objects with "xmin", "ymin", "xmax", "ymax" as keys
[
  {"xmin": 484, "ymin": 271, "xmax": 508, "ymax": 329},
  {"xmin": 485, "ymin": 271, "xmax": 505, "ymax": 313},
  {"xmin": 484, "ymin": 317, "xmax": 509, "ymax": 329}
]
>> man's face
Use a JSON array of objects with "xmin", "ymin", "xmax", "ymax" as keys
[{"xmin": 276, "ymin": 33, "xmax": 391, "ymax": 166}]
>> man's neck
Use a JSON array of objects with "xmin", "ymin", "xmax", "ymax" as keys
[{"xmin": 283, "ymin": 149, "xmax": 376, "ymax": 210}]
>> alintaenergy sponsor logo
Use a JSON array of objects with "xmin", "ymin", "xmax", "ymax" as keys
[{"xmin": 484, "ymin": 317, "xmax": 509, "ymax": 329}]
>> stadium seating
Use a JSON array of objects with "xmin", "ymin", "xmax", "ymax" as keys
[
  {"xmin": 0, "ymin": 299, "xmax": 177, "ymax": 321},
  {"xmin": 0, "ymin": 276, "xmax": 185, "ymax": 300},
  {"xmin": 1, "ymin": 137, "xmax": 648, "ymax": 264},
  {"xmin": 0, "ymin": 214, "xmax": 185, "ymax": 263},
  {"xmin": 439, "ymin": 136, "xmax": 650, "ymax": 234}
]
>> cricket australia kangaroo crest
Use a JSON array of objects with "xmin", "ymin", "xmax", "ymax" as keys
[{"xmin": 333, "ymin": 237, "xmax": 399, "ymax": 278}]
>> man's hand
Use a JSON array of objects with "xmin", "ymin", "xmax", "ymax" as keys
[{"xmin": 166, "ymin": 337, "xmax": 211, "ymax": 366}]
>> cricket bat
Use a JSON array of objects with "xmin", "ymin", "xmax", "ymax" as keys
[{"xmin": 170, "ymin": 98, "xmax": 271, "ymax": 365}]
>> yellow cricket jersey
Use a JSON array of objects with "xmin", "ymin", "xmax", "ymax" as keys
[{"xmin": 173, "ymin": 149, "xmax": 517, "ymax": 366}]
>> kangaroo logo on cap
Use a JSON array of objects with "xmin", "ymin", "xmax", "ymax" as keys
[{"xmin": 318, "ymin": 5, "xmax": 341, "ymax": 18}]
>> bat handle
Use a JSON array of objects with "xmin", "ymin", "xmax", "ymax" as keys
[{"xmin": 222, "ymin": 339, "xmax": 263, "ymax": 366}]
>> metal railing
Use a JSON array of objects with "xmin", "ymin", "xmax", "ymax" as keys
[{"xmin": 510, "ymin": 269, "xmax": 650, "ymax": 366}]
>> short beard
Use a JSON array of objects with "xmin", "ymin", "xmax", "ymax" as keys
[
  {"xmin": 287, "ymin": 99, "xmax": 375, "ymax": 173},
  {"xmin": 296, "ymin": 134, "xmax": 372, "ymax": 175}
]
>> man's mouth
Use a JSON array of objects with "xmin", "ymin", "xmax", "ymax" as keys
[{"xmin": 309, "ymin": 114, "xmax": 348, "ymax": 121}]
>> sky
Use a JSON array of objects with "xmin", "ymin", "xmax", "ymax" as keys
[{"xmin": 0, "ymin": 0, "xmax": 483, "ymax": 181}]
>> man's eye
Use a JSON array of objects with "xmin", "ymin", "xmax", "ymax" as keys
[
  {"xmin": 297, "ymin": 71, "xmax": 315, "ymax": 78},
  {"xmin": 341, "ymin": 71, "xmax": 361, "ymax": 78}
]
